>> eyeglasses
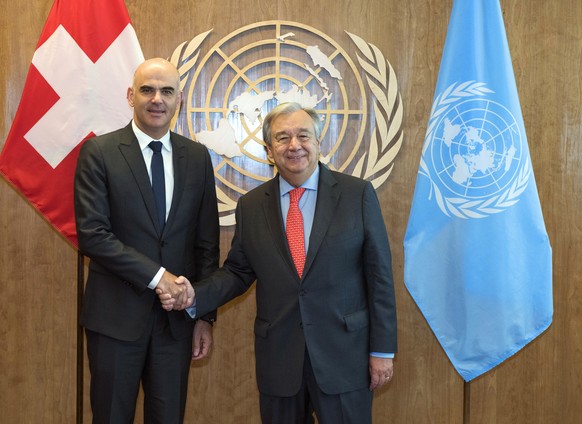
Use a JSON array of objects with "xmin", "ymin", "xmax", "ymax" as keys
[{"xmin": 273, "ymin": 131, "xmax": 315, "ymax": 145}]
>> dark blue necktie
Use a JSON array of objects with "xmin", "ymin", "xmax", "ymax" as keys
[{"xmin": 148, "ymin": 141, "xmax": 166, "ymax": 231}]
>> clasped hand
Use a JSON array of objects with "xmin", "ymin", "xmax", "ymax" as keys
[{"xmin": 155, "ymin": 271, "xmax": 194, "ymax": 311}]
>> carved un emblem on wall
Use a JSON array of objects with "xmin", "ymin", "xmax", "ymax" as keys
[{"xmin": 169, "ymin": 21, "xmax": 403, "ymax": 225}]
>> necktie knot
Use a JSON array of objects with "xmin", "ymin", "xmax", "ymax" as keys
[
  {"xmin": 289, "ymin": 187, "xmax": 306, "ymax": 204},
  {"xmin": 149, "ymin": 140, "xmax": 163, "ymax": 154}
]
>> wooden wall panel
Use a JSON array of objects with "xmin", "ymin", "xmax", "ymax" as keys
[
  {"xmin": 1, "ymin": 0, "xmax": 581, "ymax": 423},
  {"xmin": 0, "ymin": 184, "xmax": 78, "ymax": 423}
]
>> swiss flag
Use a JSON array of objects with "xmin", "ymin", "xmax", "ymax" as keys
[{"xmin": 0, "ymin": 0, "xmax": 144, "ymax": 246}]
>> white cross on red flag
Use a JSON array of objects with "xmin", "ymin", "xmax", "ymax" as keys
[{"xmin": 0, "ymin": 0, "xmax": 144, "ymax": 246}]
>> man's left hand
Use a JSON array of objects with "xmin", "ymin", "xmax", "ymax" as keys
[
  {"xmin": 192, "ymin": 319, "xmax": 213, "ymax": 360},
  {"xmin": 369, "ymin": 356, "xmax": 394, "ymax": 391}
]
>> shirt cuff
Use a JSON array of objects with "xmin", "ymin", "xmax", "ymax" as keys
[
  {"xmin": 148, "ymin": 267, "xmax": 165, "ymax": 290},
  {"xmin": 185, "ymin": 299, "xmax": 197, "ymax": 319},
  {"xmin": 370, "ymin": 352, "xmax": 395, "ymax": 358}
]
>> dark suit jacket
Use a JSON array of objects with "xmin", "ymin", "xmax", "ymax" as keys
[
  {"xmin": 195, "ymin": 164, "xmax": 397, "ymax": 396},
  {"xmin": 74, "ymin": 123, "xmax": 219, "ymax": 342}
]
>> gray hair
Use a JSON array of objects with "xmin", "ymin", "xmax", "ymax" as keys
[{"xmin": 262, "ymin": 102, "xmax": 322, "ymax": 146}]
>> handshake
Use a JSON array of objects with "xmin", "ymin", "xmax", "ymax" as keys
[{"xmin": 155, "ymin": 270, "xmax": 195, "ymax": 311}]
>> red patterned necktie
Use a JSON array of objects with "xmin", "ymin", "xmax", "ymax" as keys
[{"xmin": 286, "ymin": 187, "xmax": 306, "ymax": 277}]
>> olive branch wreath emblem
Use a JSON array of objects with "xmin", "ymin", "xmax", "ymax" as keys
[
  {"xmin": 168, "ymin": 25, "xmax": 403, "ymax": 222},
  {"xmin": 345, "ymin": 32, "xmax": 403, "ymax": 188}
]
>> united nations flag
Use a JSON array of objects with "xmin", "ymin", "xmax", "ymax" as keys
[{"xmin": 404, "ymin": 0, "xmax": 553, "ymax": 381}]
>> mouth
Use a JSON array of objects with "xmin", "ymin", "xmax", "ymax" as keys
[
  {"xmin": 148, "ymin": 109, "xmax": 166, "ymax": 117},
  {"xmin": 287, "ymin": 153, "xmax": 305, "ymax": 160},
  {"xmin": 287, "ymin": 156, "xmax": 305, "ymax": 164}
]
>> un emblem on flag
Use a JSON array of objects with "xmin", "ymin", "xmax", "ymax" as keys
[
  {"xmin": 168, "ymin": 21, "xmax": 403, "ymax": 225},
  {"xmin": 420, "ymin": 82, "xmax": 531, "ymax": 219}
]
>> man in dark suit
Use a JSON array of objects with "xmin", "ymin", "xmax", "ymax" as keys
[
  {"xmin": 162, "ymin": 102, "xmax": 397, "ymax": 423},
  {"xmin": 74, "ymin": 58, "xmax": 219, "ymax": 423}
]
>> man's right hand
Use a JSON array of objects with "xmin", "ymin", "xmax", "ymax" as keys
[{"xmin": 156, "ymin": 271, "xmax": 194, "ymax": 310}]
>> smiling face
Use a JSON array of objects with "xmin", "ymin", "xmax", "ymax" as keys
[
  {"xmin": 127, "ymin": 58, "xmax": 182, "ymax": 140},
  {"xmin": 265, "ymin": 109, "xmax": 321, "ymax": 187}
]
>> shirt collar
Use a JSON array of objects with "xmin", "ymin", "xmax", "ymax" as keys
[
  {"xmin": 132, "ymin": 120, "xmax": 172, "ymax": 152},
  {"xmin": 279, "ymin": 164, "xmax": 320, "ymax": 197}
]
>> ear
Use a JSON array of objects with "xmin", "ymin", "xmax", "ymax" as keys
[
  {"xmin": 265, "ymin": 144, "xmax": 275, "ymax": 164},
  {"xmin": 127, "ymin": 87, "xmax": 134, "ymax": 107}
]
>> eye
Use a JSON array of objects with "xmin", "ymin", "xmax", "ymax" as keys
[
  {"xmin": 140, "ymin": 87, "xmax": 154, "ymax": 94},
  {"xmin": 276, "ymin": 135, "xmax": 290, "ymax": 144},
  {"xmin": 298, "ymin": 133, "xmax": 311, "ymax": 141},
  {"xmin": 162, "ymin": 89, "xmax": 174, "ymax": 96}
]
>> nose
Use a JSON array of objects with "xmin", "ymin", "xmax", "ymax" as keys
[
  {"xmin": 288, "ymin": 135, "xmax": 302, "ymax": 149},
  {"xmin": 151, "ymin": 89, "xmax": 163, "ymax": 103}
]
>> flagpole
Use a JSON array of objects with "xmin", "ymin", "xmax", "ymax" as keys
[
  {"xmin": 463, "ymin": 381, "xmax": 471, "ymax": 424},
  {"xmin": 76, "ymin": 251, "xmax": 84, "ymax": 424}
]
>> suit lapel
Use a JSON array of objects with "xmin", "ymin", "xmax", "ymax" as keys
[
  {"xmin": 118, "ymin": 125, "xmax": 162, "ymax": 235},
  {"xmin": 166, "ymin": 134, "xmax": 186, "ymax": 231},
  {"xmin": 262, "ymin": 177, "xmax": 299, "ymax": 277},
  {"xmin": 303, "ymin": 165, "xmax": 340, "ymax": 278}
]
